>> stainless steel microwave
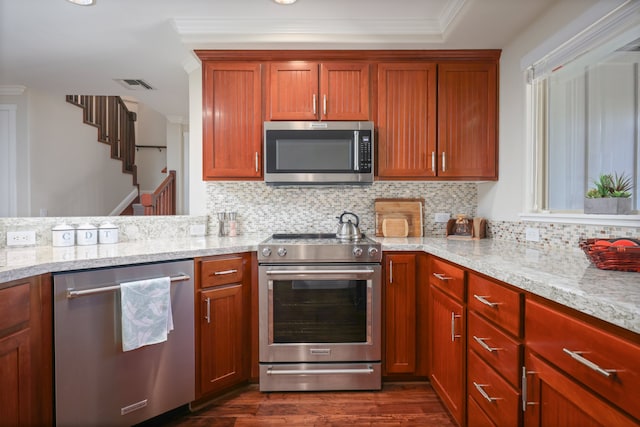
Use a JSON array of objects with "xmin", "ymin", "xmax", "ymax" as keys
[{"xmin": 263, "ymin": 121, "xmax": 374, "ymax": 186}]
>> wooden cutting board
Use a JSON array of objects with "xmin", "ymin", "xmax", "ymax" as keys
[
  {"xmin": 382, "ymin": 218, "xmax": 409, "ymax": 237},
  {"xmin": 375, "ymin": 198, "xmax": 423, "ymax": 237}
]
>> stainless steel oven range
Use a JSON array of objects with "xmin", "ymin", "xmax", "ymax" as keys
[{"xmin": 258, "ymin": 233, "xmax": 382, "ymax": 392}]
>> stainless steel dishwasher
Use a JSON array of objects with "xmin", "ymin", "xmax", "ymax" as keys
[{"xmin": 53, "ymin": 259, "xmax": 195, "ymax": 427}]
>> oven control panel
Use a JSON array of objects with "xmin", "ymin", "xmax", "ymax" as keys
[{"xmin": 258, "ymin": 243, "xmax": 382, "ymax": 263}]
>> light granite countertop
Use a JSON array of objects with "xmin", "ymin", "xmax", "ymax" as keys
[{"xmin": 1, "ymin": 235, "xmax": 638, "ymax": 335}]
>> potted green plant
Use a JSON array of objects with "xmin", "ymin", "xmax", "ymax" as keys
[{"xmin": 584, "ymin": 172, "xmax": 633, "ymax": 214}]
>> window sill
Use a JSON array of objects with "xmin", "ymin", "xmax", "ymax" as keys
[{"xmin": 519, "ymin": 212, "xmax": 640, "ymax": 227}]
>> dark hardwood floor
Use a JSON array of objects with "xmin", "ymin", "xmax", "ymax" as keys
[{"xmin": 162, "ymin": 382, "xmax": 457, "ymax": 426}]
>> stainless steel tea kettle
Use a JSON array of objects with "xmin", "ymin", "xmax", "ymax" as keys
[{"xmin": 336, "ymin": 211, "xmax": 362, "ymax": 241}]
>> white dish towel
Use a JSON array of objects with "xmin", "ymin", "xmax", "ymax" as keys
[{"xmin": 120, "ymin": 276, "xmax": 174, "ymax": 352}]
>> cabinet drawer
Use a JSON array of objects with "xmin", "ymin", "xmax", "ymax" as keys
[
  {"xmin": 468, "ymin": 395, "xmax": 497, "ymax": 427},
  {"xmin": 468, "ymin": 350, "xmax": 520, "ymax": 427},
  {"xmin": 200, "ymin": 257, "xmax": 244, "ymax": 288},
  {"xmin": 468, "ymin": 311, "xmax": 521, "ymax": 388},
  {"xmin": 468, "ymin": 273, "xmax": 522, "ymax": 337},
  {"xmin": 0, "ymin": 283, "xmax": 30, "ymax": 335},
  {"xmin": 526, "ymin": 299, "xmax": 640, "ymax": 421},
  {"xmin": 429, "ymin": 258, "xmax": 465, "ymax": 301}
]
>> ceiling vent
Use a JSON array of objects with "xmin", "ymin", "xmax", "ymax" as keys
[{"xmin": 114, "ymin": 79, "xmax": 155, "ymax": 90}]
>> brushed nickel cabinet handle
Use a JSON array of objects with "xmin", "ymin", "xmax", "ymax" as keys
[
  {"xmin": 473, "ymin": 336, "xmax": 501, "ymax": 353},
  {"xmin": 389, "ymin": 260, "xmax": 393, "ymax": 284},
  {"xmin": 442, "ymin": 152, "xmax": 446, "ymax": 172},
  {"xmin": 323, "ymin": 94, "xmax": 327, "ymax": 116},
  {"xmin": 313, "ymin": 94, "xmax": 317, "ymax": 115},
  {"xmin": 433, "ymin": 272, "xmax": 452, "ymax": 281},
  {"xmin": 431, "ymin": 151, "xmax": 436, "ymax": 174},
  {"xmin": 213, "ymin": 269, "xmax": 238, "ymax": 276},
  {"xmin": 205, "ymin": 297, "xmax": 211, "ymax": 324},
  {"xmin": 521, "ymin": 366, "xmax": 539, "ymax": 411},
  {"xmin": 473, "ymin": 382, "xmax": 500, "ymax": 403},
  {"xmin": 474, "ymin": 294, "xmax": 499, "ymax": 308},
  {"xmin": 562, "ymin": 348, "xmax": 616, "ymax": 378},
  {"xmin": 451, "ymin": 312, "xmax": 461, "ymax": 341},
  {"xmin": 255, "ymin": 152, "xmax": 259, "ymax": 173}
]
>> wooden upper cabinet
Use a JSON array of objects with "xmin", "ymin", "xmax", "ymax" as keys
[
  {"xmin": 377, "ymin": 62, "xmax": 437, "ymax": 179},
  {"xmin": 437, "ymin": 62, "xmax": 498, "ymax": 180},
  {"xmin": 202, "ymin": 62, "xmax": 262, "ymax": 180},
  {"xmin": 267, "ymin": 61, "xmax": 370, "ymax": 121}
]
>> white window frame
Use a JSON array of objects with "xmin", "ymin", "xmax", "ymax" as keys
[{"xmin": 520, "ymin": 0, "xmax": 640, "ymax": 227}]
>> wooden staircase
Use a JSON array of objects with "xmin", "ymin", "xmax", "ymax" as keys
[
  {"xmin": 66, "ymin": 95, "xmax": 138, "ymax": 188},
  {"xmin": 67, "ymin": 95, "xmax": 176, "ymax": 215}
]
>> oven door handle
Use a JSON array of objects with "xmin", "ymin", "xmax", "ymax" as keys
[
  {"xmin": 266, "ymin": 366, "xmax": 375, "ymax": 375},
  {"xmin": 266, "ymin": 269, "xmax": 375, "ymax": 275}
]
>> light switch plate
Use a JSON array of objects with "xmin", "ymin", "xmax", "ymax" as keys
[{"xmin": 7, "ymin": 230, "xmax": 37, "ymax": 246}]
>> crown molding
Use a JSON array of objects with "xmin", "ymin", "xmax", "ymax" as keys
[{"xmin": 173, "ymin": 0, "xmax": 466, "ymax": 44}]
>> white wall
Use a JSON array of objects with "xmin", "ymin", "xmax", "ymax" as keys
[
  {"xmin": 477, "ymin": 0, "xmax": 599, "ymax": 221},
  {"xmin": 132, "ymin": 101, "xmax": 169, "ymax": 193},
  {"xmin": 188, "ymin": 65, "xmax": 206, "ymax": 216},
  {"xmin": 166, "ymin": 120, "xmax": 188, "ymax": 214}
]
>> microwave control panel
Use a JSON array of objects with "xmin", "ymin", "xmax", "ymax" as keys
[{"xmin": 358, "ymin": 135, "xmax": 372, "ymax": 172}]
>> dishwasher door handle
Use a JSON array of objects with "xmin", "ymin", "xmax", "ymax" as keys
[{"xmin": 66, "ymin": 274, "xmax": 191, "ymax": 299}]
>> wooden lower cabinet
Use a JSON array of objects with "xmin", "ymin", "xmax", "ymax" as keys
[
  {"xmin": 429, "ymin": 284, "xmax": 465, "ymax": 425},
  {"xmin": 382, "ymin": 252, "xmax": 428, "ymax": 378},
  {"xmin": 195, "ymin": 254, "xmax": 251, "ymax": 400},
  {"xmin": 0, "ymin": 275, "xmax": 52, "ymax": 427},
  {"xmin": 522, "ymin": 351, "xmax": 638, "ymax": 427},
  {"xmin": 199, "ymin": 284, "xmax": 244, "ymax": 395}
]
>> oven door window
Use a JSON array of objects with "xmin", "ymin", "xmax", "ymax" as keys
[{"xmin": 271, "ymin": 278, "xmax": 369, "ymax": 343}]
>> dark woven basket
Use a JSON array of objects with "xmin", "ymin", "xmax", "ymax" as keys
[{"xmin": 579, "ymin": 238, "xmax": 640, "ymax": 272}]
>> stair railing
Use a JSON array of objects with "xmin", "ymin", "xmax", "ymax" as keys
[{"xmin": 140, "ymin": 170, "xmax": 176, "ymax": 216}]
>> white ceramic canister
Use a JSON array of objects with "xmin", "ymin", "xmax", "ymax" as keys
[
  {"xmin": 76, "ymin": 223, "xmax": 98, "ymax": 245},
  {"xmin": 98, "ymin": 222, "xmax": 119, "ymax": 244},
  {"xmin": 52, "ymin": 224, "xmax": 75, "ymax": 247}
]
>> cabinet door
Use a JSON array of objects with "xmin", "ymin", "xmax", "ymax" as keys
[
  {"xmin": 0, "ymin": 329, "xmax": 31, "ymax": 426},
  {"xmin": 202, "ymin": 62, "xmax": 262, "ymax": 179},
  {"xmin": 523, "ymin": 352, "xmax": 638, "ymax": 427},
  {"xmin": 383, "ymin": 253, "xmax": 417, "ymax": 375},
  {"xmin": 320, "ymin": 63, "xmax": 370, "ymax": 121},
  {"xmin": 199, "ymin": 284, "xmax": 244, "ymax": 396},
  {"xmin": 268, "ymin": 62, "xmax": 319, "ymax": 121},
  {"xmin": 0, "ymin": 277, "xmax": 52, "ymax": 427},
  {"xmin": 429, "ymin": 284, "xmax": 465, "ymax": 425},
  {"xmin": 377, "ymin": 63, "xmax": 437, "ymax": 178},
  {"xmin": 437, "ymin": 62, "xmax": 497, "ymax": 179}
]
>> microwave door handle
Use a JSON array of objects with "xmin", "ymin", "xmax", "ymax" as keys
[{"xmin": 354, "ymin": 131, "xmax": 360, "ymax": 171}]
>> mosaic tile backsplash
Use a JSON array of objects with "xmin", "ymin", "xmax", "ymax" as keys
[
  {"xmin": 489, "ymin": 220, "xmax": 640, "ymax": 251},
  {"xmin": 206, "ymin": 181, "xmax": 478, "ymax": 237}
]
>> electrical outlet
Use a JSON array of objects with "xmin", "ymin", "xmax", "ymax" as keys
[
  {"xmin": 7, "ymin": 230, "xmax": 37, "ymax": 246},
  {"xmin": 190, "ymin": 224, "xmax": 206, "ymax": 236},
  {"xmin": 525, "ymin": 228, "xmax": 540, "ymax": 242},
  {"xmin": 434, "ymin": 212, "xmax": 450, "ymax": 223}
]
